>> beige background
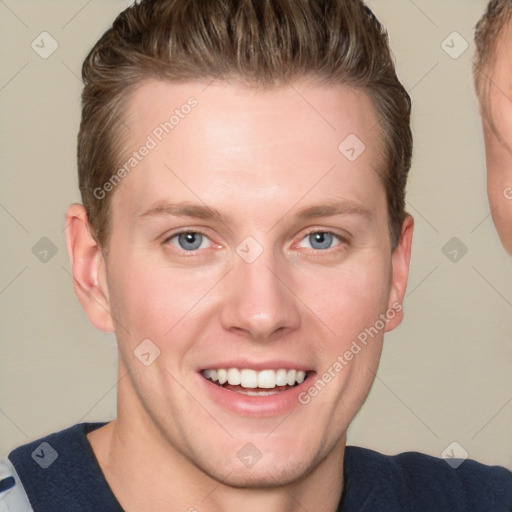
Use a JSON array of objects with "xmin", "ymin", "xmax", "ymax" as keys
[{"xmin": 1, "ymin": 0, "xmax": 511, "ymax": 469}]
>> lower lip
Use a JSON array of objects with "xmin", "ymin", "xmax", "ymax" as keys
[{"xmin": 197, "ymin": 372, "xmax": 314, "ymax": 417}]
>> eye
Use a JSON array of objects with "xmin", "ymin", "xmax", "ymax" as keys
[
  {"xmin": 298, "ymin": 231, "xmax": 342, "ymax": 251},
  {"xmin": 166, "ymin": 231, "xmax": 212, "ymax": 251}
]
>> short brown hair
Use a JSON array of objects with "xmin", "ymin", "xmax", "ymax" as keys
[
  {"xmin": 78, "ymin": 0, "xmax": 412, "ymax": 250},
  {"xmin": 473, "ymin": 0, "xmax": 512, "ymax": 127}
]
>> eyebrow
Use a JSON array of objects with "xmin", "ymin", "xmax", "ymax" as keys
[{"xmin": 136, "ymin": 199, "xmax": 372, "ymax": 224}]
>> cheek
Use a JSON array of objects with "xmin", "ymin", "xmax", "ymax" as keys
[
  {"xmin": 106, "ymin": 256, "xmax": 174, "ymax": 339},
  {"xmin": 107, "ymin": 253, "xmax": 222, "ymax": 343},
  {"xmin": 300, "ymin": 255, "xmax": 391, "ymax": 335}
]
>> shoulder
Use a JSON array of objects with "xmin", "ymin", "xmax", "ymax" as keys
[
  {"xmin": 4, "ymin": 422, "xmax": 122, "ymax": 511},
  {"xmin": 343, "ymin": 446, "xmax": 512, "ymax": 511},
  {"xmin": 7, "ymin": 422, "xmax": 104, "ymax": 473}
]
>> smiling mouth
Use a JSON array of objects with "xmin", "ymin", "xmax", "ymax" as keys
[{"xmin": 200, "ymin": 368, "xmax": 311, "ymax": 396}]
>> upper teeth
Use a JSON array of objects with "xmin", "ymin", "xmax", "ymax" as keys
[{"xmin": 202, "ymin": 368, "xmax": 307, "ymax": 388}]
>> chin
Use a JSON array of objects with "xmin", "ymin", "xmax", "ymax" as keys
[{"xmin": 207, "ymin": 458, "xmax": 314, "ymax": 489}]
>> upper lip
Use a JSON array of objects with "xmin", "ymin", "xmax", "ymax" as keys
[{"xmin": 198, "ymin": 360, "xmax": 314, "ymax": 372}]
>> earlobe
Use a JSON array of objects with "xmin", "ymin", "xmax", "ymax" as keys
[
  {"xmin": 385, "ymin": 215, "xmax": 414, "ymax": 332},
  {"xmin": 65, "ymin": 203, "xmax": 115, "ymax": 333}
]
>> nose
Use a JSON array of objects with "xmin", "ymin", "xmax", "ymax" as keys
[{"xmin": 219, "ymin": 248, "xmax": 301, "ymax": 341}]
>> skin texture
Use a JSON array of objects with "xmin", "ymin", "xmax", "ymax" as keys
[
  {"xmin": 479, "ymin": 21, "xmax": 512, "ymax": 255},
  {"xmin": 65, "ymin": 79, "xmax": 413, "ymax": 512}
]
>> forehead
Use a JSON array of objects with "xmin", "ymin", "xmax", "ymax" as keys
[
  {"xmin": 484, "ymin": 21, "xmax": 512, "ymax": 124},
  {"xmin": 489, "ymin": 17, "xmax": 512, "ymax": 71},
  {"xmin": 113, "ymin": 78, "xmax": 385, "ymax": 224}
]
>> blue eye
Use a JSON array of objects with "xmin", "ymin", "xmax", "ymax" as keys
[
  {"xmin": 168, "ymin": 232, "xmax": 210, "ymax": 251},
  {"xmin": 165, "ymin": 230, "xmax": 342, "ymax": 254},
  {"xmin": 299, "ymin": 231, "xmax": 341, "ymax": 251}
]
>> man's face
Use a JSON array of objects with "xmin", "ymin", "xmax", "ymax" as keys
[
  {"xmin": 480, "ymin": 21, "xmax": 512, "ymax": 255},
  {"xmin": 96, "ymin": 79, "xmax": 409, "ymax": 486}
]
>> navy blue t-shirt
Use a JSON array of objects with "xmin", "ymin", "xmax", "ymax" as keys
[{"xmin": 5, "ymin": 422, "xmax": 512, "ymax": 511}]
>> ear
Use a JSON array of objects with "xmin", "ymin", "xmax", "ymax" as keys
[
  {"xmin": 65, "ymin": 203, "xmax": 115, "ymax": 333},
  {"xmin": 385, "ymin": 215, "xmax": 414, "ymax": 332}
]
